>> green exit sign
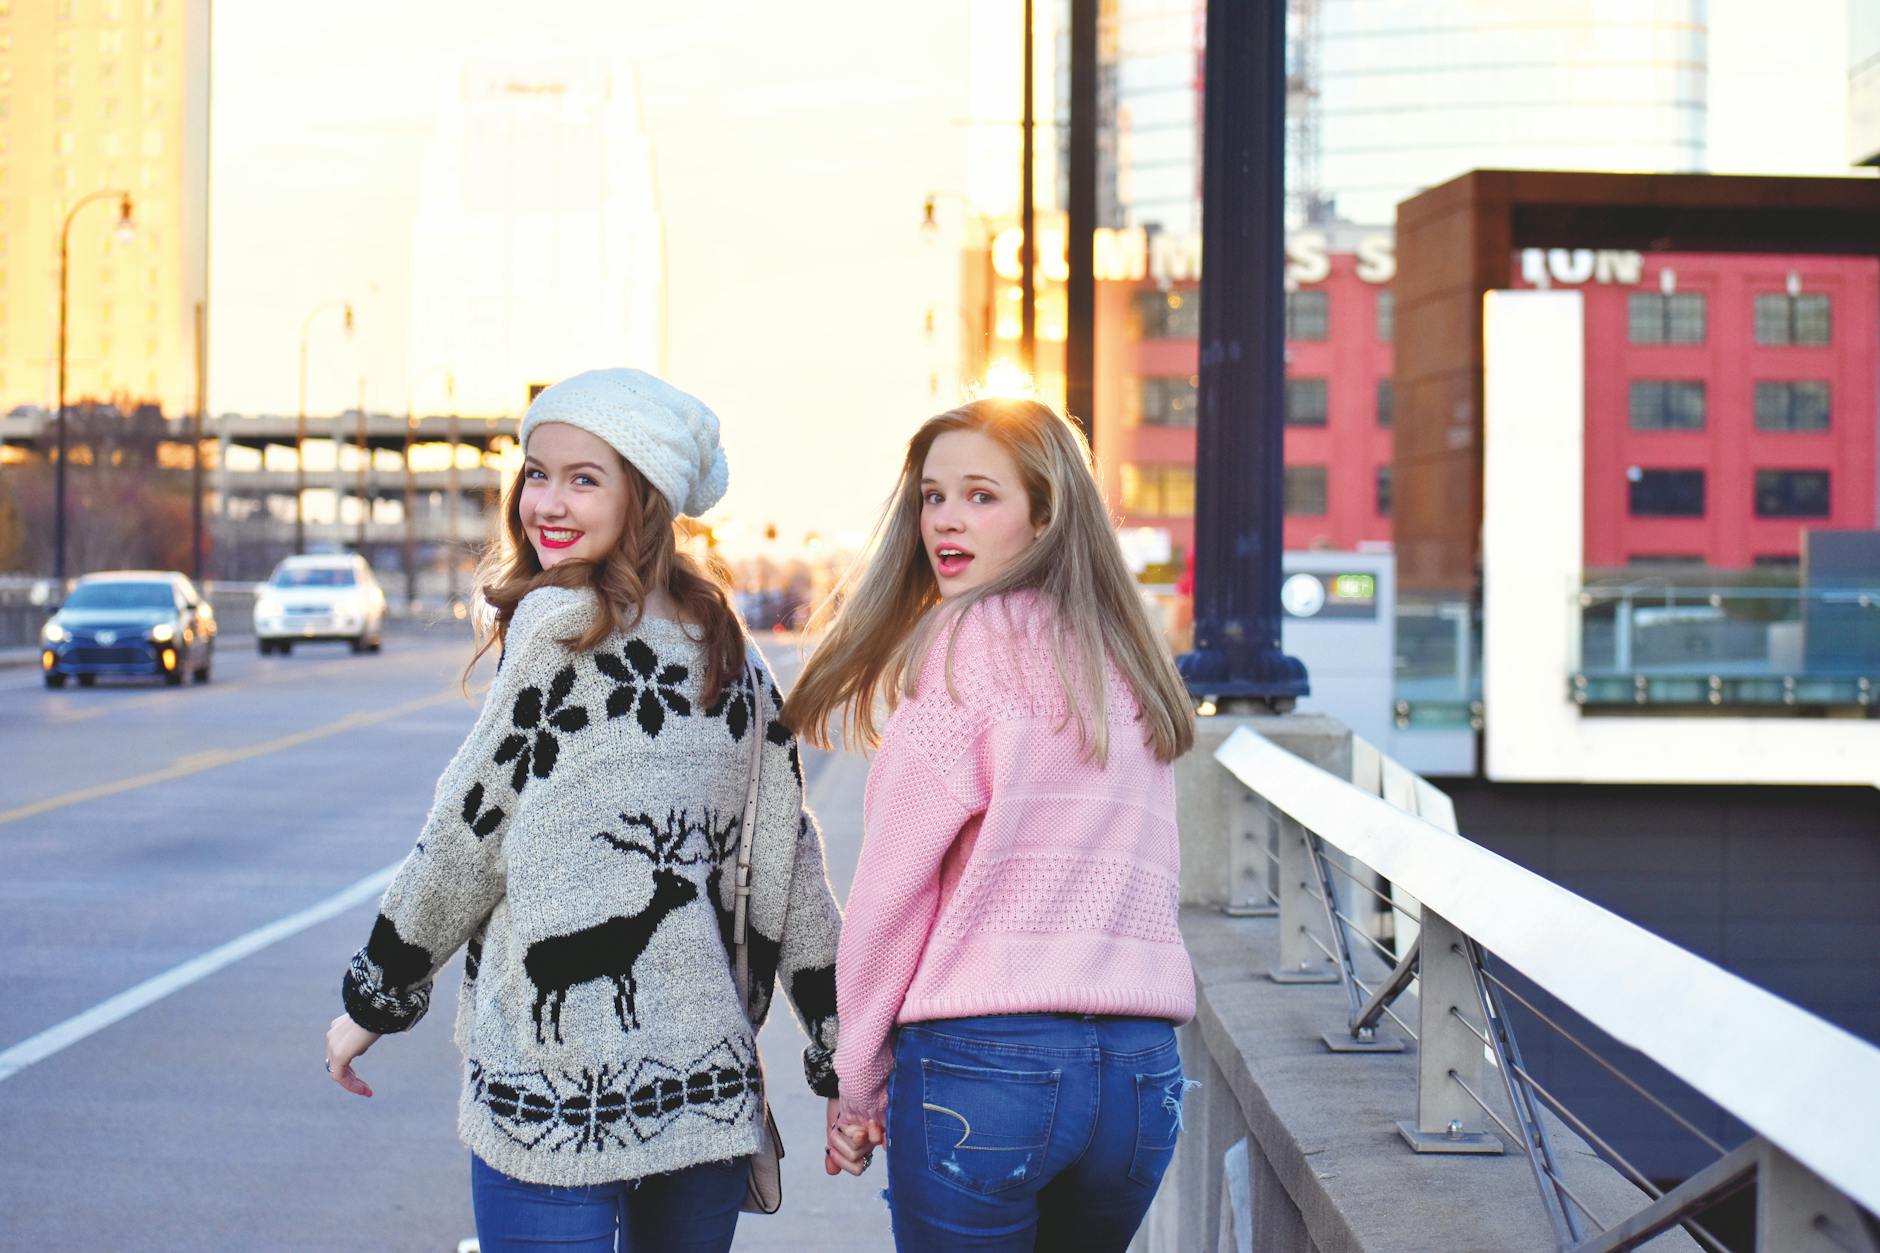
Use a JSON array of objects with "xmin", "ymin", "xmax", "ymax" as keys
[{"xmin": 1332, "ymin": 573, "xmax": 1376, "ymax": 601}]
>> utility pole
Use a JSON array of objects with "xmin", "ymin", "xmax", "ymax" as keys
[
  {"xmin": 1065, "ymin": 0, "xmax": 1098, "ymax": 443},
  {"xmin": 191, "ymin": 300, "xmax": 206, "ymax": 581},
  {"xmin": 355, "ymin": 375, "xmax": 368, "ymax": 552},
  {"xmin": 402, "ymin": 406, "xmax": 417, "ymax": 607},
  {"xmin": 446, "ymin": 399, "xmax": 461, "ymax": 609},
  {"xmin": 1178, "ymin": 0, "xmax": 1309, "ymax": 709},
  {"xmin": 1020, "ymin": 0, "xmax": 1037, "ymax": 376}
]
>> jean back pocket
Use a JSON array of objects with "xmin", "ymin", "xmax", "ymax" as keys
[
  {"xmin": 920, "ymin": 1058, "xmax": 1061, "ymax": 1195},
  {"xmin": 1128, "ymin": 1063, "xmax": 1190, "ymax": 1187}
]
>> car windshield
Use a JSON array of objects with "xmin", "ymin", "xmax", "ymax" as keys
[
  {"xmin": 274, "ymin": 567, "xmax": 356, "ymax": 588},
  {"xmin": 64, "ymin": 582, "xmax": 174, "ymax": 611}
]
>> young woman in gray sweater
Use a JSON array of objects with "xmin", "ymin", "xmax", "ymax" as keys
[{"xmin": 322, "ymin": 369, "xmax": 843, "ymax": 1253}]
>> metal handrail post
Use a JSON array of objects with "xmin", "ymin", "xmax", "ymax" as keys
[
  {"xmin": 1225, "ymin": 794, "xmax": 1278, "ymax": 917},
  {"xmin": 1615, "ymin": 591, "xmax": 1633, "ymax": 673},
  {"xmin": 1757, "ymin": 1143, "xmax": 1880, "ymax": 1253},
  {"xmin": 1267, "ymin": 813, "xmax": 1338, "ymax": 984},
  {"xmin": 1398, "ymin": 909, "xmax": 1503, "ymax": 1154}
]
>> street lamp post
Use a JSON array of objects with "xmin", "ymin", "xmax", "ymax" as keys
[
  {"xmin": 296, "ymin": 302, "xmax": 353, "ymax": 555},
  {"xmin": 1019, "ymin": 0, "xmax": 1037, "ymax": 377},
  {"xmin": 1178, "ymin": 0, "xmax": 1309, "ymax": 709},
  {"xmin": 54, "ymin": 190, "xmax": 134, "ymax": 585}
]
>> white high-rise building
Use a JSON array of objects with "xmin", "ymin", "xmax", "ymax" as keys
[
  {"xmin": 1853, "ymin": 0, "xmax": 1880, "ymax": 167},
  {"xmin": 407, "ymin": 59, "xmax": 664, "ymax": 417},
  {"xmin": 1095, "ymin": 0, "xmax": 1709, "ymax": 232},
  {"xmin": 1105, "ymin": 1, "xmax": 1204, "ymax": 236},
  {"xmin": 1316, "ymin": 0, "xmax": 1707, "ymax": 225}
]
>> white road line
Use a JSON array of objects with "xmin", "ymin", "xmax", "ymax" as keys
[{"xmin": 0, "ymin": 860, "xmax": 401, "ymax": 1084}]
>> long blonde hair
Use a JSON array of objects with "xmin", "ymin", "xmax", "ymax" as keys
[
  {"xmin": 783, "ymin": 398, "xmax": 1194, "ymax": 765},
  {"xmin": 465, "ymin": 448, "xmax": 745, "ymax": 705}
]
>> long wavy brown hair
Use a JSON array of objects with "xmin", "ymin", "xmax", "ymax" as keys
[
  {"xmin": 783, "ymin": 397, "xmax": 1194, "ymax": 765},
  {"xmin": 464, "ymin": 447, "xmax": 744, "ymax": 705}
]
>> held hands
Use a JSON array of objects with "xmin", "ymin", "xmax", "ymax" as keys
[
  {"xmin": 324, "ymin": 1013, "xmax": 382, "ymax": 1098},
  {"xmin": 823, "ymin": 1096, "xmax": 886, "ymax": 1177}
]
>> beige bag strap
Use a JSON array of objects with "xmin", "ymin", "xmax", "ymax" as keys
[{"xmin": 731, "ymin": 654, "xmax": 764, "ymax": 1012}]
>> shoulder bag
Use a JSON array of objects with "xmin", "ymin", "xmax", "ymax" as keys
[{"xmin": 731, "ymin": 657, "xmax": 785, "ymax": 1215}]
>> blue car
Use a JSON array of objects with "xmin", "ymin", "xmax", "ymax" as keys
[{"xmin": 40, "ymin": 571, "xmax": 218, "ymax": 689}]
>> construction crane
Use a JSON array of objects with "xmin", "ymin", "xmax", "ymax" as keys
[{"xmin": 1286, "ymin": 0, "xmax": 1333, "ymax": 225}]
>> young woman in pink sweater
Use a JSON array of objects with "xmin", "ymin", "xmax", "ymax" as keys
[{"xmin": 785, "ymin": 397, "xmax": 1197, "ymax": 1250}]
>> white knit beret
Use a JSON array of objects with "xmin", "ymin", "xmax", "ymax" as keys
[{"xmin": 518, "ymin": 368, "xmax": 730, "ymax": 517}]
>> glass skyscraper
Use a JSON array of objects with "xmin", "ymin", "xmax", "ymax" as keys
[
  {"xmin": 1095, "ymin": 0, "xmax": 1710, "ymax": 232},
  {"xmin": 1316, "ymin": 0, "xmax": 1707, "ymax": 224}
]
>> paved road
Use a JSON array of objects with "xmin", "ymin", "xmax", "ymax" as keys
[{"xmin": 0, "ymin": 623, "xmax": 892, "ymax": 1251}]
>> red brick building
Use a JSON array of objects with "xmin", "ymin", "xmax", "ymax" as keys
[
  {"xmin": 1092, "ymin": 239, "xmax": 1878, "ymax": 574},
  {"xmin": 1519, "ymin": 250, "xmax": 1878, "ymax": 570}
]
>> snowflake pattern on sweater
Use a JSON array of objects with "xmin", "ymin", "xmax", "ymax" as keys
[{"xmin": 342, "ymin": 586, "xmax": 842, "ymax": 1187}]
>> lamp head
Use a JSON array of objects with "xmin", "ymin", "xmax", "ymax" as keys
[
  {"xmin": 343, "ymin": 304, "xmax": 355, "ymax": 333},
  {"xmin": 921, "ymin": 194, "xmax": 939, "ymax": 236},
  {"xmin": 113, "ymin": 194, "xmax": 136, "ymax": 244}
]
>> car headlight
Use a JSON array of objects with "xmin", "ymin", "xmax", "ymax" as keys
[
  {"xmin": 43, "ymin": 622, "xmax": 68, "ymax": 644},
  {"xmin": 151, "ymin": 622, "xmax": 176, "ymax": 643},
  {"xmin": 255, "ymin": 595, "xmax": 281, "ymax": 618}
]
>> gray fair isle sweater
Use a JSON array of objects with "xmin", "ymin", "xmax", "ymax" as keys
[{"xmin": 341, "ymin": 585, "xmax": 842, "ymax": 1187}]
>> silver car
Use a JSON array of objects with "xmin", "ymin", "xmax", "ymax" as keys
[{"xmin": 254, "ymin": 554, "xmax": 387, "ymax": 655}]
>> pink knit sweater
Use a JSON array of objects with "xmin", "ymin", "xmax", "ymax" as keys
[{"xmin": 832, "ymin": 593, "xmax": 1196, "ymax": 1117}]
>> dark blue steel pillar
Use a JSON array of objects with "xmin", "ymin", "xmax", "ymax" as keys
[{"xmin": 1177, "ymin": 0, "xmax": 1309, "ymax": 709}]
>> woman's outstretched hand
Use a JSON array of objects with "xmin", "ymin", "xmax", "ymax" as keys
[
  {"xmin": 325, "ymin": 1013, "xmax": 381, "ymax": 1098},
  {"xmin": 824, "ymin": 1096, "xmax": 885, "ymax": 1176}
]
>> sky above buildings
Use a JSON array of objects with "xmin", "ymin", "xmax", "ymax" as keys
[
  {"xmin": 211, "ymin": 0, "xmax": 1859, "ymax": 546},
  {"xmin": 212, "ymin": 0, "xmax": 971, "ymax": 547}
]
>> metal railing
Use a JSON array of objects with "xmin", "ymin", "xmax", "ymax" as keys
[
  {"xmin": 1574, "ymin": 585, "xmax": 1879, "ymax": 709},
  {"xmin": 1215, "ymin": 727, "xmax": 1880, "ymax": 1252}
]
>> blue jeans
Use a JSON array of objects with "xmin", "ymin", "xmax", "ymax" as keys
[
  {"xmin": 883, "ymin": 1014, "xmax": 1189, "ymax": 1251},
  {"xmin": 469, "ymin": 1152, "xmax": 750, "ymax": 1253}
]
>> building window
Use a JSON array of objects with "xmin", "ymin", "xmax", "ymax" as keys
[
  {"xmin": 1754, "ymin": 470, "xmax": 1830, "ymax": 518},
  {"xmin": 1627, "ymin": 292, "xmax": 1706, "ymax": 345},
  {"xmin": 1284, "ymin": 377, "xmax": 1328, "ymax": 427},
  {"xmin": 1754, "ymin": 294, "xmax": 1831, "ymax": 346},
  {"xmin": 1375, "ymin": 465, "xmax": 1392, "ymax": 516},
  {"xmin": 1627, "ymin": 380, "xmax": 1706, "ymax": 431},
  {"xmin": 1119, "ymin": 463, "xmax": 1196, "ymax": 518},
  {"xmin": 1628, "ymin": 469, "xmax": 1705, "ymax": 517},
  {"xmin": 1753, "ymin": 381, "xmax": 1831, "ymax": 432},
  {"xmin": 1286, "ymin": 290, "xmax": 1329, "ymax": 341},
  {"xmin": 1284, "ymin": 466, "xmax": 1328, "ymax": 515},
  {"xmin": 1376, "ymin": 378, "xmax": 1393, "ymax": 428},
  {"xmin": 1376, "ymin": 290, "xmax": 1394, "ymax": 343},
  {"xmin": 1134, "ymin": 289, "xmax": 1199, "ymax": 339},
  {"xmin": 1139, "ymin": 375, "xmax": 1198, "ymax": 427},
  {"xmin": 1753, "ymin": 554, "xmax": 1801, "ymax": 569}
]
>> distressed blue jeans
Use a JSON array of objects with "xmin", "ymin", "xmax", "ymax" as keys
[
  {"xmin": 883, "ymin": 1013, "xmax": 1191, "ymax": 1251},
  {"xmin": 469, "ymin": 1152, "xmax": 749, "ymax": 1253}
]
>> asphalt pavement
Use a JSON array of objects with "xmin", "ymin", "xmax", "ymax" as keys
[{"xmin": 0, "ymin": 622, "xmax": 893, "ymax": 1251}]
